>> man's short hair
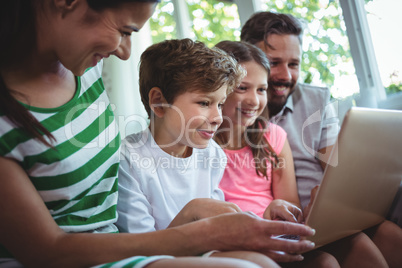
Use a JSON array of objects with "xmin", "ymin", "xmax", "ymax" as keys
[
  {"xmin": 139, "ymin": 38, "xmax": 245, "ymax": 117},
  {"xmin": 241, "ymin": 11, "xmax": 304, "ymax": 46}
]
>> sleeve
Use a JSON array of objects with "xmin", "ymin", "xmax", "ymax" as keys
[
  {"xmin": 266, "ymin": 123, "xmax": 287, "ymax": 155},
  {"xmin": 209, "ymin": 142, "xmax": 226, "ymax": 201},
  {"xmin": 91, "ymin": 255, "xmax": 174, "ymax": 268},
  {"xmin": 115, "ymin": 140, "xmax": 156, "ymax": 234},
  {"xmin": 319, "ymin": 95, "xmax": 340, "ymax": 150}
]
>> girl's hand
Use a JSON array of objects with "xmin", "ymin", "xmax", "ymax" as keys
[
  {"xmin": 168, "ymin": 198, "xmax": 242, "ymax": 228},
  {"xmin": 263, "ymin": 199, "xmax": 304, "ymax": 223}
]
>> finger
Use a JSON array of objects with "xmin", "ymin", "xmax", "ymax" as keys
[
  {"xmin": 227, "ymin": 202, "xmax": 242, "ymax": 213},
  {"xmin": 264, "ymin": 220, "xmax": 315, "ymax": 237},
  {"xmin": 268, "ymin": 236, "xmax": 316, "ymax": 254},
  {"xmin": 243, "ymin": 210, "xmax": 260, "ymax": 218},
  {"xmin": 265, "ymin": 250, "xmax": 305, "ymax": 263},
  {"xmin": 279, "ymin": 209, "xmax": 298, "ymax": 223},
  {"xmin": 293, "ymin": 207, "xmax": 304, "ymax": 223}
]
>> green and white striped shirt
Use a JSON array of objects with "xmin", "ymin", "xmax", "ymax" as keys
[{"xmin": 0, "ymin": 62, "xmax": 120, "ymax": 257}]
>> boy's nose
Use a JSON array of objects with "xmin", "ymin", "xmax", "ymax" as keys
[{"xmin": 209, "ymin": 107, "xmax": 223, "ymax": 126}]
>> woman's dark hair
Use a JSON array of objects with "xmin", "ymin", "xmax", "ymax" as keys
[
  {"xmin": 214, "ymin": 40, "xmax": 279, "ymax": 179},
  {"xmin": 0, "ymin": 0, "xmax": 159, "ymax": 146},
  {"xmin": 87, "ymin": 0, "xmax": 160, "ymax": 10}
]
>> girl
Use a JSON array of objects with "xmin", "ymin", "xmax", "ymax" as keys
[
  {"xmin": 214, "ymin": 41, "xmax": 303, "ymax": 223},
  {"xmin": 214, "ymin": 40, "xmax": 391, "ymax": 268}
]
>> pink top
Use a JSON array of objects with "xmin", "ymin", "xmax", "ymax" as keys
[{"xmin": 219, "ymin": 124, "xmax": 287, "ymax": 218}]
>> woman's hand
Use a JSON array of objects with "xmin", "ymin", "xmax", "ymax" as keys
[
  {"xmin": 182, "ymin": 211, "xmax": 316, "ymax": 263},
  {"xmin": 168, "ymin": 198, "xmax": 242, "ymax": 228},
  {"xmin": 263, "ymin": 199, "xmax": 304, "ymax": 223}
]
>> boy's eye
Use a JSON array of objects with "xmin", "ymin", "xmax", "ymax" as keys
[
  {"xmin": 198, "ymin": 101, "xmax": 209, "ymax": 107},
  {"xmin": 237, "ymin": 86, "xmax": 247, "ymax": 91},
  {"xmin": 258, "ymin": 87, "xmax": 267, "ymax": 92}
]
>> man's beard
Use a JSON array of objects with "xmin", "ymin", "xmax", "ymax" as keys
[
  {"xmin": 267, "ymin": 81, "xmax": 295, "ymax": 117},
  {"xmin": 268, "ymin": 101, "xmax": 286, "ymax": 118}
]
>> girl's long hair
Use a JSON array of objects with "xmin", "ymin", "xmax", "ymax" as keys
[{"xmin": 214, "ymin": 41, "xmax": 279, "ymax": 178}]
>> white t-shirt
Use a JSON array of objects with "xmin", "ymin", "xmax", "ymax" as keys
[{"xmin": 116, "ymin": 128, "xmax": 227, "ymax": 233}]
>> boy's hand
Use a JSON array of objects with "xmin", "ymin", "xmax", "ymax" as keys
[
  {"xmin": 263, "ymin": 199, "xmax": 304, "ymax": 223},
  {"xmin": 168, "ymin": 198, "xmax": 241, "ymax": 228}
]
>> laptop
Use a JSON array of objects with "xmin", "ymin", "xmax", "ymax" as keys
[{"xmin": 303, "ymin": 107, "xmax": 402, "ymax": 249}]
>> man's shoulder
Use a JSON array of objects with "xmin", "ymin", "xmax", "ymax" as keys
[
  {"xmin": 296, "ymin": 83, "xmax": 331, "ymax": 97},
  {"xmin": 293, "ymin": 83, "xmax": 332, "ymax": 106}
]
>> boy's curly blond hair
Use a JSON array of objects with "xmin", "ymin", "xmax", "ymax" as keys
[{"xmin": 139, "ymin": 38, "xmax": 245, "ymax": 117}]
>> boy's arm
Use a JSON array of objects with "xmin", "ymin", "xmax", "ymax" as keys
[{"xmin": 116, "ymin": 152, "xmax": 156, "ymax": 234}]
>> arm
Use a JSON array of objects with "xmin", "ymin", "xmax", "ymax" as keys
[
  {"xmin": 317, "ymin": 145, "xmax": 334, "ymax": 171},
  {"xmin": 116, "ymin": 156, "xmax": 156, "ymax": 233},
  {"xmin": 317, "ymin": 99, "xmax": 339, "ymax": 170},
  {"xmin": 168, "ymin": 198, "xmax": 242, "ymax": 228},
  {"xmin": 264, "ymin": 139, "xmax": 303, "ymax": 223},
  {"xmin": 0, "ymin": 156, "xmax": 316, "ymax": 266}
]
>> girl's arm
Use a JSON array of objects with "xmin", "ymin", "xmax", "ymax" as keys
[
  {"xmin": 263, "ymin": 139, "xmax": 303, "ymax": 223},
  {"xmin": 0, "ymin": 156, "xmax": 316, "ymax": 267}
]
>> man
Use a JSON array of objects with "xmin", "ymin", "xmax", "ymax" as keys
[{"xmin": 241, "ymin": 12, "xmax": 340, "ymax": 209}]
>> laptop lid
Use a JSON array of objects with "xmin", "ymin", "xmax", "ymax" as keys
[{"xmin": 305, "ymin": 107, "xmax": 402, "ymax": 249}]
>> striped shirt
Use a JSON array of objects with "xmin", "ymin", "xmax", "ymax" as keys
[{"xmin": 0, "ymin": 62, "xmax": 120, "ymax": 257}]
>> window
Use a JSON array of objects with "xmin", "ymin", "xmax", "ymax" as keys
[
  {"xmin": 150, "ymin": 0, "xmax": 360, "ymax": 100},
  {"xmin": 149, "ymin": 0, "xmax": 240, "ymax": 47},
  {"xmin": 365, "ymin": 0, "xmax": 402, "ymax": 97},
  {"xmin": 259, "ymin": 0, "xmax": 358, "ymax": 99}
]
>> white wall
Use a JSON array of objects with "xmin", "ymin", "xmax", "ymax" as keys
[{"xmin": 102, "ymin": 21, "xmax": 153, "ymax": 139}]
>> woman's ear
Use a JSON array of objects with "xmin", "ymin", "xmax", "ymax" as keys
[
  {"xmin": 53, "ymin": 0, "xmax": 80, "ymax": 14},
  {"xmin": 149, "ymin": 87, "xmax": 168, "ymax": 118}
]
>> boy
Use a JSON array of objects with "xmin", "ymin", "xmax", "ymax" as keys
[
  {"xmin": 116, "ymin": 39, "xmax": 245, "ymax": 233},
  {"xmin": 115, "ymin": 39, "xmax": 318, "ymax": 267}
]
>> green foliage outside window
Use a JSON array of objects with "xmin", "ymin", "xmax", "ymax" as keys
[{"xmin": 149, "ymin": 0, "xmax": 401, "ymax": 97}]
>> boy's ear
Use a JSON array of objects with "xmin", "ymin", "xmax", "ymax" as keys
[{"xmin": 149, "ymin": 87, "xmax": 168, "ymax": 118}]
